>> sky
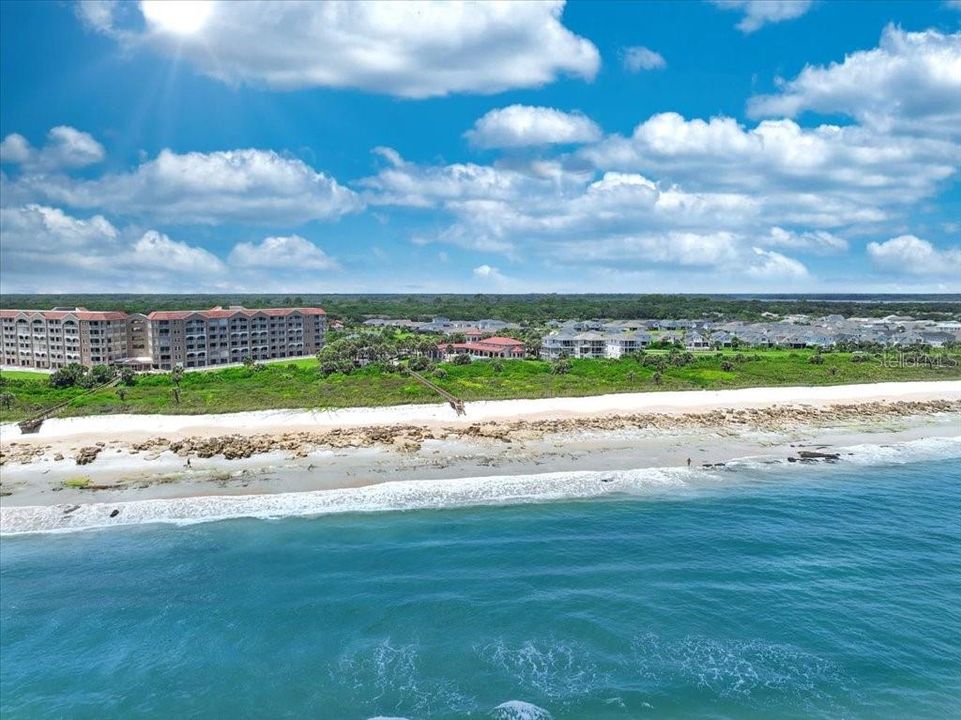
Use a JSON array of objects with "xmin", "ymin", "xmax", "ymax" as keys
[{"xmin": 0, "ymin": 0, "xmax": 959, "ymax": 295}]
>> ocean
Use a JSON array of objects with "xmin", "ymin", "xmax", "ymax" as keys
[{"xmin": 2, "ymin": 445, "xmax": 960, "ymax": 719}]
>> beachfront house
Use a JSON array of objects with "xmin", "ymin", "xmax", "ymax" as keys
[
  {"xmin": 685, "ymin": 332, "xmax": 711, "ymax": 350},
  {"xmin": 438, "ymin": 336, "xmax": 525, "ymax": 360},
  {"xmin": 540, "ymin": 331, "xmax": 578, "ymax": 360},
  {"xmin": 605, "ymin": 331, "xmax": 652, "ymax": 358}
]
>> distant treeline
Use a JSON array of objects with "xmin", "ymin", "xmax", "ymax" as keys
[{"xmin": 3, "ymin": 294, "xmax": 960, "ymax": 323}]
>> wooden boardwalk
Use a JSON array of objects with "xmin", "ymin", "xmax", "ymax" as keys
[
  {"xmin": 17, "ymin": 377, "xmax": 122, "ymax": 434},
  {"xmin": 405, "ymin": 369, "xmax": 466, "ymax": 415}
]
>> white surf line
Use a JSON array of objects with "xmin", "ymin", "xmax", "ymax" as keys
[{"xmin": 3, "ymin": 435, "xmax": 960, "ymax": 536}]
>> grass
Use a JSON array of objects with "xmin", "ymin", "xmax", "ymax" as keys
[
  {"xmin": 62, "ymin": 477, "xmax": 91, "ymax": 489},
  {"xmin": 1, "ymin": 349, "xmax": 959, "ymax": 422}
]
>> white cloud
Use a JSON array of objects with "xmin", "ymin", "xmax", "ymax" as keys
[
  {"xmin": 0, "ymin": 134, "xmax": 32, "ymax": 164},
  {"xmin": 867, "ymin": 235, "xmax": 961, "ymax": 275},
  {"xmin": 228, "ymin": 235, "xmax": 339, "ymax": 271},
  {"xmin": 553, "ymin": 232, "xmax": 742, "ymax": 267},
  {"xmin": 745, "ymin": 247, "xmax": 809, "ymax": 279},
  {"xmin": 0, "ymin": 126, "xmax": 105, "ymax": 170},
  {"xmin": 760, "ymin": 226, "xmax": 848, "ymax": 253},
  {"xmin": 749, "ymin": 26, "xmax": 961, "ymax": 137},
  {"xmin": 711, "ymin": 0, "xmax": 814, "ymax": 33},
  {"xmin": 9, "ymin": 144, "xmax": 360, "ymax": 224},
  {"xmin": 0, "ymin": 204, "xmax": 118, "ymax": 250},
  {"xmin": 0, "ymin": 205, "xmax": 344, "ymax": 291},
  {"xmin": 131, "ymin": 230, "xmax": 224, "ymax": 273},
  {"xmin": 361, "ymin": 95, "xmax": 958, "ymax": 289},
  {"xmin": 0, "ymin": 204, "xmax": 225, "ymax": 291},
  {"xmin": 465, "ymin": 105, "xmax": 602, "ymax": 148},
  {"xmin": 362, "ymin": 148, "xmax": 564, "ymax": 209},
  {"xmin": 90, "ymin": 0, "xmax": 599, "ymax": 99},
  {"xmin": 622, "ymin": 46, "xmax": 666, "ymax": 72},
  {"xmin": 581, "ymin": 112, "xmax": 960, "ymax": 215},
  {"xmin": 473, "ymin": 264, "xmax": 500, "ymax": 278},
  {"xmin": 76, "ymin": 0, "xmax": 121, "ymax": 32}
]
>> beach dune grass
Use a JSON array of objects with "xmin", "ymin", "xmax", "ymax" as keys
[{"xmin": 1, "ymin": 349, "xmax": 959, "ymax": 422}]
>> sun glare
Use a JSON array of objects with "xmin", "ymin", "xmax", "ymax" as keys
[{"xmin": 141, "ymin": 0, "xmax": 214, "ymax": 36}]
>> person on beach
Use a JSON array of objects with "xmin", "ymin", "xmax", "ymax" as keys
[{"xmin": 687, "ymin": 458, "xmax": 691, "ymax": 467}]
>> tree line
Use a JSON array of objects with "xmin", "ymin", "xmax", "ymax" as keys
[{"xmin": 4, "ymin": 293, "xmax": 959, "ymax": 323}]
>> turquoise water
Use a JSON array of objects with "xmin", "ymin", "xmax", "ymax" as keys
[{"xmin": 2, "ymin": 456, "xmax": 960, "ymax": 719}]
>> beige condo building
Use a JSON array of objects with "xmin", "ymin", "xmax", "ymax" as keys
[
  {"xmin": 0, "ymin": 305, "xmax": 326, "ymax": 371},
  {"xmin": 146, "ymin": 306, "xmax": 326, "ymax": 370},
  {"xmin": 0, "ymin": 307, "xmax": 142, "ymax": 370}
]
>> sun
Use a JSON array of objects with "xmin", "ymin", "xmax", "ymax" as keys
[{"xmin": 141, "ymin": 0, "xmax": 214, "ymax": 36}]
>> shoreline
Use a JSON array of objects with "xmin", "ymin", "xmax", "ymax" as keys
[
  {"xmin": 3, "ymin": 428, "xmax": 959, "ymax": 535},
  {"xmin": 1, "ymin": 381, "xmax": 960, "ymax": 532}
]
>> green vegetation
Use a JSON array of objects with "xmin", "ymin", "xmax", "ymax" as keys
[
  {"xmin": 1, "ymin": 349, "xmax": 959, "ymax": 423},
  {"xmin": 49, "ymin": 363, "xmax": 118, "ymax": 389},
  {"xmin": 62, "ymin": 477, "xmax": 91, "ymax": 489},
  {"xmin": 4, "ymin": 293, "xmax": 960, "ymax": 322}
]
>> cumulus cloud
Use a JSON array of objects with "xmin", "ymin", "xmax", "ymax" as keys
[
  {"xmin": 0, "ymin": 134, "xmax": 32, "ymax": 164},
  {"xmin": 622, "ymin": 46, "xmax": 666, "ymax": 72},
  {"xmin": 553, "ymin": 232, "xmax": 742, "ymax": 267},
  {"xmin": 88, "ymin": 0, "xmax": 599, "ymax": 99},
  {"xmin": 8, "ymin": 143, "xmax": 360, "ymax": 225},
  {"xmin": 0, "ymin": 126, "xmax": 105, "ymax": 170},
  {"xmin": 867, "ymin": 235, "xmax": 961, "ymax": 275},
  {"xmin": 745, "ymin": 247, "xmax": 809, "ymax": 279},
  {"xmin": 711, "ymin": 0, "xmax": 813, "ymax": 33},
  {"xmin": 75, "ymin": 0, "xmax": 121, "ymax": 33},
  {"xmin": 0, "ymin": 204, "xmax": 344, "ymax": 291},
  {"xmin": 0, "ymin": 204, "xmax": 225, "ymax": 291},
  {"xmin": 360, "ymin": 90, "xmax": 959, "ymax": 289},
  {"xmin": 0, "ymin": 203, "xmax": 118, "ymax": 250},
  {"xmin": 465, "ymin": 105, "xmax": 602, "ymax": 148},
  {"xmin": 760, "ymin": 226, "xmax": 848, "ymax": 253},
  {"xmin": 472, "ymin": 264, "xmax": 504, "ymax": 280},
  {"xmin": 228, "ymin": 235, "xmax": 340, "ymax": 271},
  {"xmin": 581, "ymin": 112, "xmax": 960, "ymax": 216},
  {"xmin": 361, "ymin": 149, "xmax": 824, "ymax": 287},
  {"xmin": 749, "ymin": 26, "xmax": 961, "ymax": 137}
]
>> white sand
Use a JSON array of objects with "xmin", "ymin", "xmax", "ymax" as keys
[{"xmin": 2, "ymin": 380, "xmax": 960, "ymax": 443}]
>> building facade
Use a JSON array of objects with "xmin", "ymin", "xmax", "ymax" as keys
[
  {"xmin": 1, "ymin": 308, "xmax": 134, "ymax": 370},
  {"xmin": 540, "ymin": 330, "xmax": 652, "ymax": 360},
  {"xmin": 0, "ymin": 306, "xmax": 326, "ymax": 371},
  {"xmin": 438, "ymin": 336, "xmax": 525, "ymax": 359},
  {"xmin": 146, "ymin": 306, "xmax": 326, "ymax": 370}
]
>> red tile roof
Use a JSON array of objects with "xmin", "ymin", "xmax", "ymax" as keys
[
  {"xmin": 479, "ymin": 336, "xmax": 525, "ymax": 346},
  {"xmin": 441, "ymin": 338, "xmax": 526, "ymax": 355},
  {"xmin": 147, "ymin": 307, "xmax": 326, "ymax": 320},
  {"xmin": 2, "ymin": 306, "xmax": 325, "ymax": 321},
  {"xmin": 0, "ymin": 309, "xmax": 127, "ymax": 320}
]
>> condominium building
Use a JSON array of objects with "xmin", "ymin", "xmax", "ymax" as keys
[
  {"xmin": 0, "ymin": 305, "xmax": 326, "ymax": 371},
  {"xmin": 146, "ymin": 306, "xmax": 326, "ymax": 370},
  {"xmin": 0, "ymin": 308, "xmax": 137, "ymax": 370},
  {"xmin": 540, "ymin": 330, "xmax": 652, "ymax": 360}
]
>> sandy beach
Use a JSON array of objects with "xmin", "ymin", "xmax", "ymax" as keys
[
  {"xmin": 1, "ymin": 381, "xmax": 959, "ymax": 533},
  {"xmin": 3, "ymin": 381, "xmax": 958, "ymax": 443}
]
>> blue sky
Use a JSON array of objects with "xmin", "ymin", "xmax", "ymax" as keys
[{"xmin": 1, "ymin": 0, "xmax": 959, "ymax": 294}]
